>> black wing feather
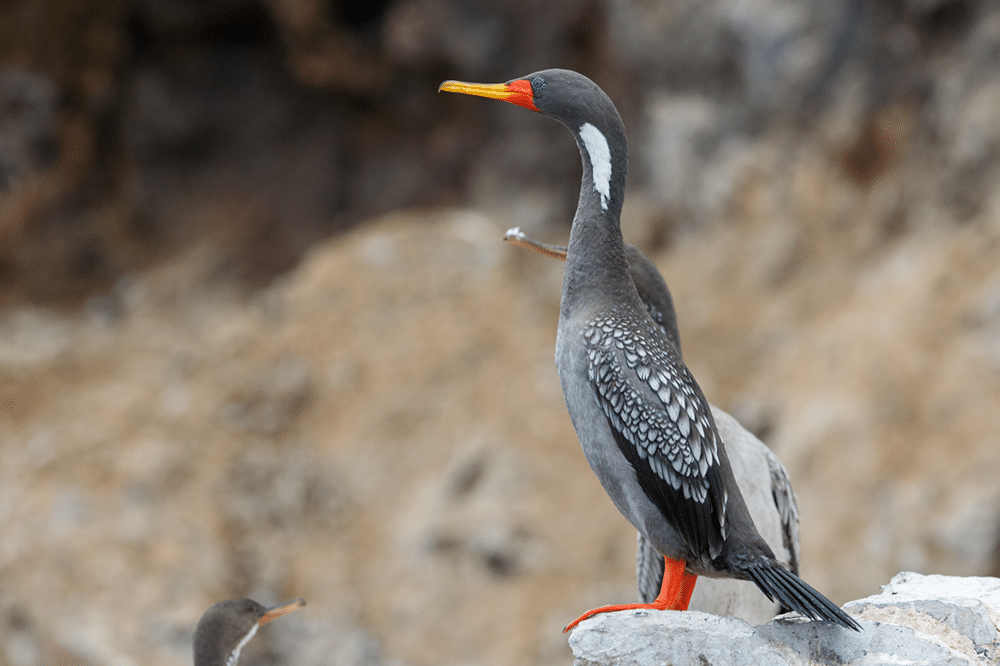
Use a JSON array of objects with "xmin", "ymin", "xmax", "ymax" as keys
[{"xmin": 606, "ymin": 418, "xmax": 722, "ymax": 564}]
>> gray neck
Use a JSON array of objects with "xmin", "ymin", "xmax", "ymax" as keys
[{"xmin": 560, "ymin": 119, "xmax": 637, "ymax": 317}]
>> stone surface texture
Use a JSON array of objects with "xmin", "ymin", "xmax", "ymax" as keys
[{"xmin": 570, "ymin": 572, "xmax": 1000, "ymax": 665}]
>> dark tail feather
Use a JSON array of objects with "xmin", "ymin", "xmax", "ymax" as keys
[
  {"xmin": 636, "ymin": 534, "xmax": 665, "ymax": 604},
  {"xmin": 746, "ymin": 564, "xmax": 861, "ymax": 631}
]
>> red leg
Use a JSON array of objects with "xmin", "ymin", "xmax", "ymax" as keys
[
  {"xmin": 563, "ymin": 556, "xmax": 698, "ymax": 633},
  {"xmin": 674, "ymin": 567, "xmax": 698, "ymax": 610}
]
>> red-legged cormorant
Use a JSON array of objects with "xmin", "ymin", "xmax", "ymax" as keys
[{"xmin": 439, "ymin": 69, "xmax": 859, "ymax": 632}]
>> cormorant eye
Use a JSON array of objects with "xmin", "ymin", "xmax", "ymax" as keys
[{"xmin": 531, "ymin": 77, "xmax": 546, "ymax": 95}]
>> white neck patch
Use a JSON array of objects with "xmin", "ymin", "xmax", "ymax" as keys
[
  {"xmin": 227, "ymin": 622, "xmax": 259, "ymax": 666},
  {"xmin": 579, "ymin": 122, "xmax": 612, "ymax": 211}
]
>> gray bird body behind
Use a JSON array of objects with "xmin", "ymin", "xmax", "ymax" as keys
[
  {"xmin": 504, "ymin": 228, "xmax": 800, "ymax": 623},
  {"xmin": 620, "ymin": 242, "xmax": 800, "ymax": 619},
  {"xmin": 640, "ymin": 406, "xmax": 799, "ymax": 623},
  {"xmin": 555, "ymin": 303, "xmax": 766, "ymax": 576}
]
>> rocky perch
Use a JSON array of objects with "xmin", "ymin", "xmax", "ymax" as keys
[{"xmin": 569, "ymin": 572, "xmax": 1000, "ymax": 665}]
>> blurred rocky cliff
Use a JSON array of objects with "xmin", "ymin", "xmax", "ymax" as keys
[{"xmin": 3, "ymin": 1, "xmax": 1000, "ymax": 665}]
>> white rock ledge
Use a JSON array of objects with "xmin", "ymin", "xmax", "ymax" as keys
[{"xmin": 568, "ymin": 572, "xmax": 1000, "ymax": 666}]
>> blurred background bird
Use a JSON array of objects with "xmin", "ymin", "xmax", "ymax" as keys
[{"xmin": 194, "ymin": 599, "xmax": 304, "ymax": 666}]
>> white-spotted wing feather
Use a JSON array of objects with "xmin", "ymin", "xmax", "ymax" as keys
[{"xmin": 585, "ymin": 306, "xmax": 727, "ymax": 563}]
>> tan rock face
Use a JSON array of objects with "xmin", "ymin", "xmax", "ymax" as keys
[
  {"xmin": 4, "ymin": 1, "xmax": 1000, "ymax": 664},
  {"xmin": 4, "ymin": 198, "xmax": 1000, "ymax": 666},
  {"xmin": 0, "ymin": 210, "xmax": 629, "ymax": 666}
]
